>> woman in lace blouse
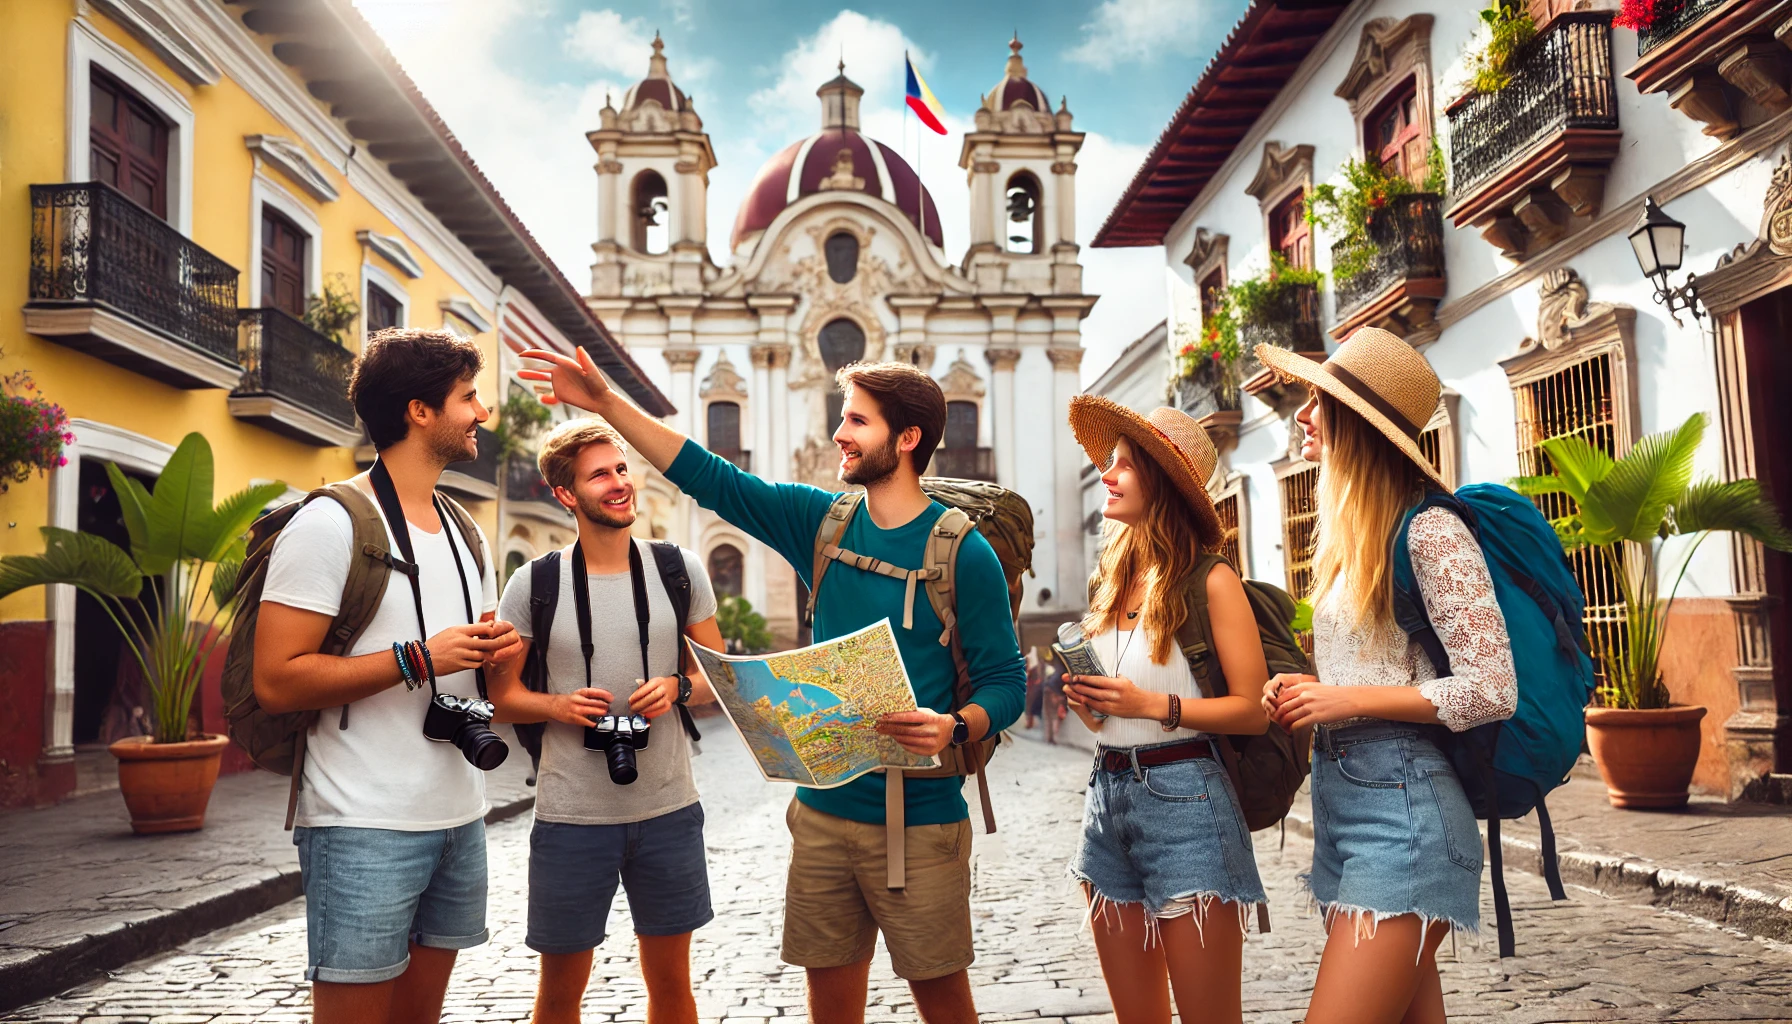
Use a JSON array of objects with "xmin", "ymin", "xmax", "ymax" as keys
[
  {"xmin": 1256, "ymin": 330, "xmax": 1517, "ymax": 1024},
  {"xmin": 1061, "ymin": 397, "xmax": 1272, "ymax": 1024}
]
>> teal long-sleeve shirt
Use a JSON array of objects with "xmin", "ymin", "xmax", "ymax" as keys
[{"xmin": 665, "ymin": 440, "xmax": 1026, "ymax": 825}]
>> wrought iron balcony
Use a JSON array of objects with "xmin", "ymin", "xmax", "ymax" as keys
[
  {"xmin": 1174, "ymin": 359, "xmax": 1242, "ymax": 422},
  {"xmin": 26, "ymin": 182, "xmax": 241, "ymax": 388},
  {"xmin": 229, "ymin": 307, "xmax": 358, "ymax": 446},
  {"xmin": 1235, "ymin": 282, "xmax": 1324, "ymax": 389},
  {"xmin": 1638, "ymin": 0, "xmax": 1729, "ymax": 55},
  {"xmin": 713, "ymin": 448, "xmax": 753, "ymax": 472},
  {"xmin": 1446, "ymin": 14, "xmax": 1620, "ymax": 258},
  {"xmin": 930, "ymin": 447, "xmax": 996, "ymax": 482},
  {"xmin": 1332, "ymin": 194, "xmax": 1447, "ymax": 340},
  {"xmin": 435, "ymin": 426, "xmax": 502, "ymax": 501}
]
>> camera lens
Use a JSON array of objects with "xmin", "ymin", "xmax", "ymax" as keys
[
  {"xmin": 606, "ymin": 740, "xmax": 638, "ymax": 785},
  {"xmin": 455, "ymin": 720, "xmax": 510, "ymax": 771}
]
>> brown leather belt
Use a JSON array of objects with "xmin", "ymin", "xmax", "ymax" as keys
[{"xmin": 1097, "ymin": 738, "xmax": 1216, "ymax": 774}]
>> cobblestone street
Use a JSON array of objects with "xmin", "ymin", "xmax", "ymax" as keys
[{"xmin": 8, "ymin": 734, "xmax": 1792, "ymax": 1023}]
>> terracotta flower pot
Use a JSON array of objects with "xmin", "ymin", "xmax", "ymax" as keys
[
  {"xmin": 108, "ymin": 734, "xmax": 229, "ymax": 834},
  {"xmin": 1584, "ymin": 705, "xmax": 1707, "ymax": 809}
]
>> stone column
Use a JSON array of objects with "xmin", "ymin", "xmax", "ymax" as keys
[
  {"xmin": 748, "ymin": 344, "xmax": 774, "ymax": 470},
  {"xmin": 663, "ymin": 346, "xmax": 701, "ymax": 440},
  {"xmin": 1048, "ymin": 346, "xmax": 1086, "ymax": 612},
  {"xmin": 888, "ymin": 296, "xmax": 938, "ymax": 370},
  {"xmin": 985, "ymin": 347, "xmax": 1021, "ymax": 487},
  {"xmin": 767, "ymin": 344, "xmax": 792, "ymax": 481}
]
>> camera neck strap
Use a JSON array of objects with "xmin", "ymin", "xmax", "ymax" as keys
[
  {"xmin": 569, "ymin": 538, "xmax": 654, "ymax": 710},
  {"xmin": 369, "ymin": 459, "xmax": 483, "ymax": 699}
]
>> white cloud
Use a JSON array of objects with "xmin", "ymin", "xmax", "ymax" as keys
[
  {"xmin": 1066, "ymin": 0, "xmax": 1231, "ymax": 70},
  {"xmin": 564, "ymin": 9, "xmax": 655, "ymax": 76},
  {"xmin": 353, "ymin": 0, "xmax": 634, "ymax": 295}
]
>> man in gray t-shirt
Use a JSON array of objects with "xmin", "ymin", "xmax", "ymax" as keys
[{"xmin": 488, "ymin": 418, "xmax": 726, "ymax": 1024}]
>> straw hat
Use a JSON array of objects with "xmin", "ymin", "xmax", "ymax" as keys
[
  {"xmin": 1067, "ymin": 395, "xmax": 1224, "ymax": 550},
  {"xmin": 1254, "ymin": 326, "xmax": 1447, "ymax": 490}
]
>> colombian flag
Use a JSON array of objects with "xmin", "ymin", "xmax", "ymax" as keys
[{"xmin": 905, "ymin": 53, "xmax": 947, "ymax": 135}]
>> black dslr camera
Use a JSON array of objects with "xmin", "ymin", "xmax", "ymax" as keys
[
  {"xmin": 585, "ymin": 713, "xmax": 651, "ymax": 785},
  {"xmin": 424, "ymin": 694, "xmax": 510, "ymax": 771}
]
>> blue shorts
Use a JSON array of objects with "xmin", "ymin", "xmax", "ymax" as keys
[
  {"xmin": 1069, "ymin": 740, "xmax": 1266, "ymax": 926},
  {"xmin": 526, "ymin": 802, "xmax": 713, "ymax": 954},
  {"xmin": 293, "ymin": 818, "xmax": 489, "ymax": 984},
  {"xmin": 1305, "ymin": 722, "xmax": 1484, "ymax": 936}
]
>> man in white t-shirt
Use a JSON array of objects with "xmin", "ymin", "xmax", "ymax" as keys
[
  {"xmin": 254, "ymin": 328, "xmax": 521, "ymax": 1024},
  {"xmin": 488, "ymin": 418, "xmax": 726, "ymax": 1024}
]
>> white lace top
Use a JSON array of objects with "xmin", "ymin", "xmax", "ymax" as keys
[
  {"xmin": 1312, "ymin": 508, "xmax": 1518, "ymax": 732},
  {"xmin": 1086, "ymin": 623, "xmax": 1208, "ymax": 749}
]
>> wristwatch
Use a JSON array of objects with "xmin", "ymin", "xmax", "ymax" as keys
[
  {"xmin": 948, "ymin": 712, "xmax": 970, "ymax": 746},
  {"xmin": 674, "ymin": 673, "xmax": 692, "ymax": 706}
]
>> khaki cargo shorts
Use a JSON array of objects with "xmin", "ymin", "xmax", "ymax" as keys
[{"xmin": 781, "ymin": 798, "xmax": 974, "ymax": 981}]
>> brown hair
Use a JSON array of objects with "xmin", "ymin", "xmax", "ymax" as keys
[
  {"xmin": 1310, "ymin": 390, "xmax": 1428, "ymax": 640},
  {"xmin": 536, "ymin": 417, "xmax": 628, "ymax": 490},
  {"xmin": 1082, "ymin": 439, "xmax": 1207, "ymax": 665},
  {"xmin": 835, "ymin": 361, "xmax": 947, "ymax": 471},
  {"xmin": 349, "ymin": 328, "xmax": 484, "ymax": 449}
]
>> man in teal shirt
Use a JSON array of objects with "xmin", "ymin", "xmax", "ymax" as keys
[{"xmin": 520, "ymin": 347, "xmax": 1024, "ymax": 1024}]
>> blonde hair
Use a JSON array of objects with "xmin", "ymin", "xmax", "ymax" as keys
[
  {"xmin": 536, "ymin": 417, "xmax": 628, "ymax": 490},
  {"xmin": 1309, "ymin": 391, "xmax": 1428, "ymax": 639},
  {"xmin": 1082, "ymin": 440, "xmax": 1207, "ymax": 665}
]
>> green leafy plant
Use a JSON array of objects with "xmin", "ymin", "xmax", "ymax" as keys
[
  {"xmin": 0, "ymin": 433, "xmax": 287, "ymax": 742},
  {"xmin": 493, "ymin": 386, "xmax": 553, "ymax": 464},
  {"xmin": 1306, "ymin": 149, "xmax": 1448, "ymax": 283},
  {"xmin": 717, "ymin": 594, "xmax": 774, "ymax": 654},
  {"xmin": 1465, "ymin": 0, "xmax": 1538, "ymax": 95},
  {"xmin": 1513, "ymin": 414, "xmax": 1792, "ymax": 710},
  {"xmin": 304, "ymin": 273, "xmax": 361, "ymax": 346}
]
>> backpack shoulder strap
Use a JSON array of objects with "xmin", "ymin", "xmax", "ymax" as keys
[
  {"xmin": 922, "ymin": 507, "xmax": 973, "ymax": 655},
  {"xmin": 806, "ymin": 491, "xmax": 864, "ymax": 623},
  {"xmin": 1174, "ymin": 552, "xmax": 1231, "ymax": 700},
  {"xmin": 437, "ymin": 493, "xmax": 488, "ymax": 579},
  {"xmin": 528, "ymin": 550, "xmax": 563, "ymax": 670},
  {"xmin": 650, "ymin": 541, "xmax": 693, "ymax": 630},
  {"xmin": 315, "ymin": 482, "xmax": 394, "ymax": 658}
]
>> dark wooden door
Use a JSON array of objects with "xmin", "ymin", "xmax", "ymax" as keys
[
  {"xmin": 90, "ymin": 71, "xmax": 169, "ymax": 218},
  {"xmin": 261, "ymin": 207, "xmax": 308, "ymax": 318},
  {"xmin": 1741, "ymin": 288, "xmax": 1792, "ymax": 773},
  {"xmin": 366, "ymin": 283, "xmax": 404, "ymax": 333},
  {"xmin": 1270, "ymin": 190, "xmax": 1312, "ymax": 270}
]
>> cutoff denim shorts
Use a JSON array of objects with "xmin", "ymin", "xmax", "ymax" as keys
[
  {"xmin": 293, "ymin": 818, "xmax": 489, "ymax": 983},
  {"xmin": 1305, "ymin": 722, "xmax": 1483, "ymax": 936},
  {"xmin": 1069, "ymin": 739, "xmax": 1266, "ymax": 924}
]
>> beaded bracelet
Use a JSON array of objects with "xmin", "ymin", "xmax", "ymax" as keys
[
  {"xmin": 415, "ymin": 640, "xmax": 437, "ymax": 687},
  {"xmin": 404, "ymin": 641, "xmax": 427, "ymax": 688},
  {"xmin": 1161, "ymin": 692, "xmax": 1182, "ymax": 732},
  {"xmin": 393, "ymin": 642, "xmax": 416, "ymax": 688}
]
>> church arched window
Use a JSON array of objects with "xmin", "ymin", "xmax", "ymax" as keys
[
  {"xmin": 819, "ymin": 317, "xmax": 867, "ymax": 437},
  {"xmin": 631, "ymin": 170, "xmax": 670, "ymax": 255},
  {"xmin": 824, "ymin": 232, "xmax": 859, "ymax": 284},
  {"xmin": 708, "ymin": 543, "xmax": 743, "ymax": 598},
  {"xmin": 707, "ymin": 401, "xmax": 743, "ymax": 462},
  {"xmin": 1005, "ymin": 173, "xmax": 1043, "ymax": 254}
]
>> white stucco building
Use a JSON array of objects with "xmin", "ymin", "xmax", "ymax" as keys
[
  {"xmin": 1094, "ymin": 0, "xmax": 1792, "ymax": 800},
  {"xmin": 578, "ymin": 36, "xmax": 1098, "ymax": 648}
]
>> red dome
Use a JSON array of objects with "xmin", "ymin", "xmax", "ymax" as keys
[
  {"xmin": 991, "ymin": 36, "xmax": 1050, "ymax": 113},
  {"xmin": 730, "ymin": 128, "xmax": 944, "ymax": 251}
]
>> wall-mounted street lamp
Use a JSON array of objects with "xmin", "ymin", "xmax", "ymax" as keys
[{"xmin": 1628, "ymin": 196, "xmax": 1703, "ymax": 326}]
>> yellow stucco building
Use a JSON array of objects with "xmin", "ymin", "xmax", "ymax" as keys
[{"xmin": 0, "ymin": 0, "xmax": 671, "ymax": 808}]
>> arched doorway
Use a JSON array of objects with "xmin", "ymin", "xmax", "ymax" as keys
[
  {"xmin": 819, "ymin": 317, "xmax": 867, "ymax": 436},
  {"xmin": 708, "ymin": 543, "xmax": 744, "ymax": 598}
]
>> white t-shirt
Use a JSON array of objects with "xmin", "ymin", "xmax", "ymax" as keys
[
  {"xmin": 261, "ymin": 492, "xmax": 498, "ymax": 831},
  {"xmin": 1088, "ymin": 623, "xmax": 1209, "ymax": 750}
]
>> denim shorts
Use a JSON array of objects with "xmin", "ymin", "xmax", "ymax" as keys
[
  {"xmin": 527, "ymin": 802, "xmax": 713, "ymax": 954},
  {"xmin": 1069, "ymin": 740, "xmax": 1266, "ymax": 927},
  {"xmin": 1305, "ymin": 722, "xmax": 1483, "ymax": 937},
  {"xmin": 293, "ymin": 818, "xmax": 488, "ymax": 983}
]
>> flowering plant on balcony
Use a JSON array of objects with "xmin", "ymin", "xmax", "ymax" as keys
[
  {"xmin": 1306, "ymin": 151, "xmax": 1447, "ymax": 283},
  {"xmin": 1464, "ymin": 0, "xmax": 1538, "ymax": 95},
  {"xmin": 0, "ymin": 361, "xmax": 73, "ymax": 494},
  {"xmin": 1613, "ymin": 0, "xmax": 1656, "ymax": 30}
]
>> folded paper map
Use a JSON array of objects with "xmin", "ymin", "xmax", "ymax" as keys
[{"xmin": 688, "ymin": 619, "xmax": 939, "ymax": 787}]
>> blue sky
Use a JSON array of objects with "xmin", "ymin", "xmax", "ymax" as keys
[{"xmin": 355, "ymin": 0, "xmax": 1252, "ymax": 380}]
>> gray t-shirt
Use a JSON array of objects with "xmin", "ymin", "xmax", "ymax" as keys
[{"xmin": 499, "ymin": 540, "xmax": 716, "ymax": 825}]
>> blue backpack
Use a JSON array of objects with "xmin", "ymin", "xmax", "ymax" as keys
[{"xmin": 1391, "ymin": 483, "xmax": 1598, "ymax": 957}]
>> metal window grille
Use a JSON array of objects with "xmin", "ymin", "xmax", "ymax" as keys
[
  {"xmin": 1215, "ymin": 491, "xmax": 1242, "ymax": 570},
  {"xmin": 1514, "ymin": 352, "xmax": 1627, "ymax": 687},
  {"xmin": 1418, "ymin": 426, "xmax": 1444, "ymax": 476},
  {"xmin": 1280, "ymin": 465, "xmax": 1320, "ymax": 601}
]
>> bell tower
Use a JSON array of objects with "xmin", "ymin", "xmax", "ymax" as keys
[
  {"xmin": 588, "ymin": 34, "xmax": 716, "ymax": 298},
  {"xmin": 959, "ymin": 36, "xmax": 1085, "ymax": 295}
]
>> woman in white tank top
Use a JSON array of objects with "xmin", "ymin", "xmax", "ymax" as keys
[{"xmin": 1062, "ymin": 397, "xmax": 1273, "ymax": 1024}]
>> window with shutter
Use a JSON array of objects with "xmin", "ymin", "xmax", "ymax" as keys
[
  {"xmin": 261, "ymin": 207, "xmax": 309, "ymax": 319},
  {"xmin": 366, "ymin": 283, "xmax": 404, "ymax": 334},
  {"xmin": 90, "ymin": 70, "xmax": 170, "ymax": 219}
]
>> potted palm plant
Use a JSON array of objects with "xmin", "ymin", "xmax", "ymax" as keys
[
  {"xmin": 1516, "ymin": 413, "xmax": 1792, "ymax": 808},
  {"xmin": 0, "ymin": 433, "xmax": 286, "ymax": 832}
]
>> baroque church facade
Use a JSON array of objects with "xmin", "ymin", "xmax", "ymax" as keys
[{"xmin": 582, "ymin": 37, "xmax": 1096, "ymax": 647}]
